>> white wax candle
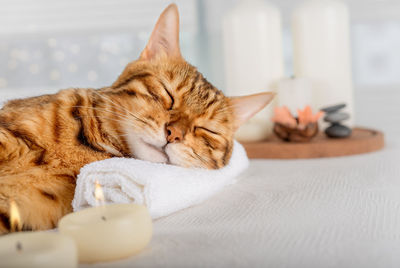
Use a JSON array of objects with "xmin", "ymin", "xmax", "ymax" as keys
[
  {"xmin": 276, "ymin": 77, "xmax": 313, "ymax": 115},
  {"xmin": 292, "ymin": 0, "xmax": 354, "ymax": 126},
  {"xmin": 223, "ymin": 0, "xmax": 284, "ymax": 142},
  {"xmin": 0, "ymin": 232, "xmax": 77, "ymax": 268},
  {"xmin": 58, "ymin": 203, "xmax": 152, "ymax": 263}
]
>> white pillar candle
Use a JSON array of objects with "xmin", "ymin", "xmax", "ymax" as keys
[
  {"xmin": 58, "ymin": 203, "xmax": 152, "ymax": 263},
  {"xmin": 0, "ymin": 232, "xmax": 77, "ymax": 268},
  {"xmin": 292, "ymin": 0, "xmax": 354, "ymax": 126},
  {"xmin": 223, "ymin": 0, "xmax": 284, "ymax": 142},
  {"xmin": 276, "ymin": 77, "xmax": 313, "ymax": 115}
]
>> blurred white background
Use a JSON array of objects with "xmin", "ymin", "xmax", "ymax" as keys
[{"xmin": 0, "ymin": 0, "xmax": 399, "ymax": 95}]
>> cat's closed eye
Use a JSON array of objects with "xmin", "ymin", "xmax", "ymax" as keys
[
  {"xmin": 194, "ymin": 126, "xmax": 220, "ymax": 136},
  {"xmin": 161, "ymin": 82, "xmax": 174, "ymax": 110}
]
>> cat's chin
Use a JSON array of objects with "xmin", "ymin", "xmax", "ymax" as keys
[
  {"xmin": 125, "ymin": 132, "xmax": 169, "ymax": 164},
  {"xmin": 136, "ymin": 141, "xmax": 169, "ymax": 164},
  {"xmin": 146, "ymin": 142, "xmax": 169, "ymax": 164}
]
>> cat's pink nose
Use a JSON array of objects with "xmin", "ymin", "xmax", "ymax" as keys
[{"xmin": 166, "ymin": 125, "xmax": 183, "ymax": 143}]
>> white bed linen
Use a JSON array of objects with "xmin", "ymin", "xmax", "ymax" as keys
[{"xmin": 1, "ymin": 87, "xmax": 399, "ymax": 268}]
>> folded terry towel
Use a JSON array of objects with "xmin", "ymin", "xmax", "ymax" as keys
[{"xmin": 72, "ymin": 141, "xmax": 249, "ymax": 219}]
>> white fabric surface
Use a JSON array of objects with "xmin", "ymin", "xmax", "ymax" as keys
[
  {"xmin": 1, "ymin": 87, "xmax": 399, "ymax": 268},
  {"xmin": 79, "ymin": 87, "xmax": 400, "ymax": 268},
  {"xmin": 72, "ymin": 141, "xmax": 248, "ymax": 219}
]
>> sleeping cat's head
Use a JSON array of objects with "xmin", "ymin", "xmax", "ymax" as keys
[{"xmin": 105, "ymin": 4, "xmax": 274, "ymax": 169}]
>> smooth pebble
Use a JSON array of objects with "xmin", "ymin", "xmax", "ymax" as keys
[
  {"xmin": 321, "ymin": 103, "xmax": 346, "ymax": 114},
  {"xmin": 325, "ymin": 124, "xmax": 352, "ymax": 138},
  {"xmin": 324, "ymin": 112, "xmax": 350, "ymax": 123}
]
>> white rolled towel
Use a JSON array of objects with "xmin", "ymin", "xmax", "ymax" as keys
[{"xmin": 72, "ymin": 141, "xmax": 249, "ymax": 219}]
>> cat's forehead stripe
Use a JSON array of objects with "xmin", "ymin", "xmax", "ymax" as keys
[{"xmin": 114, "ymin": 72, "xmax": 152, "ymax": 88}]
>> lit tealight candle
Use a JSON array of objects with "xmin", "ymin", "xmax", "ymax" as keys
[
  {"xmin": 0, "ymin": 201, "xmax": 77, "ymax": 268},
  {"xmin": 58, "ymin": 182, "xmax": 152, "ymax": 263}
]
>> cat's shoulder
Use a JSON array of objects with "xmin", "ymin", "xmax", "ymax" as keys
[
  {"xmin": 1, "ymin": 88, "xmax": 88, "ymax": 111},
  {"xmin": 3, "ymin": 94, "xmax": 53, "ymax": 109}
]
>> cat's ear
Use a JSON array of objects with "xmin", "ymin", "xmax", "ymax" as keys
[
  {"xmin": 140, "ymin": 4, "xmax": 181, "ymax": 60},
  {"xmin": 229, "ymin": 92, "xmax": 275, "ymax": 130}
]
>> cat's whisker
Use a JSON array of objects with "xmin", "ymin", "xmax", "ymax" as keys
[
  {"xmin": 74, "ymin": 114, "xmax": 132, "ymax": 143},
  {"xmin": 86, "ymin": 90, "xmax": 161, "ymax": 130},
  {"xmin": 78, "ymin": 114, "xmax": 132, "ymax": 127},
  {"xmin": 72, "ymin": 106, "xmax": 132, "ymax": 121},
  {"xmin": 72, "ymin": 105, "xmax": 152, "ymax": 129},
  {"xmin": 92, "ymin": 91, "xmax": 144, "ymax": 123},
  {"xmin": 77, "ymin": 114, "xmax": 140, "ymax": 134},
  {"xmin": 113, "ymin": 133, "xmax": 131, "ymax": 137},
  {"xmin": 73, "ymin": 92, "xmax": 143, "ymax": 124},
  {"xmin": 83, "ymin": 93, "xmax": 151, "ymax": 127}
]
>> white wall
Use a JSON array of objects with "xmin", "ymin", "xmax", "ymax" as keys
[
  {"xmin": 0, "ymin": 0, "xmax": 199, "ymax": 91},
  {"xmin": 0, "ymin": 0, "xmax": 399, "ymax": 94}
]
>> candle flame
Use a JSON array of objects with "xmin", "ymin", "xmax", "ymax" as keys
[
  {"xmin": 10, "ymin": 200, "xmax": 22, "ymax": 232},
  {"xmin": 95, "ymin": 180, "xmax": 105, "ymax": 206}
]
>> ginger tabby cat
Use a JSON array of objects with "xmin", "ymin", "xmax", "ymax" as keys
[{"xmin": 0, "ymin": 4, "xmax": 274, "ymax": 234}]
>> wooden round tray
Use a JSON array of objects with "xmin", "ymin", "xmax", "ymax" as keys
[{"xmin": 241, "ymin": 127, "xmax": 384, "ymax": 159}]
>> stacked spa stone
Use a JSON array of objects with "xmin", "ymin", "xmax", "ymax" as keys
[{"xmin": 321, "ymin": 104, "xmax": 352, "ymax": 138}]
